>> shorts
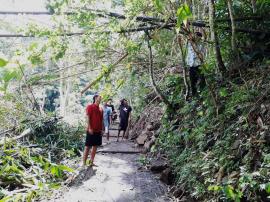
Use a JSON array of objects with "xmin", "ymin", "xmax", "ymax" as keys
[
  {"xmin": 119, "ymin": 120, "xmax": 128, "ymax": 131},
  {"xmin": 85, "ymin": 131, "xmax": 102, "ymax": 146}
]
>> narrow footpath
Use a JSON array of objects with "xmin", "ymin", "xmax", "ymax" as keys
[{"xmin": 48, "ymin": 128, "xmax": 172, "ymax": 202}]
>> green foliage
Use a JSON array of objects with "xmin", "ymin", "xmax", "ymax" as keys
[
  {"xmin": 138, "ymin": 155, "xmax": 150, "ymax": 166},
  {"xmin": 0, "ymin": 140, "xmax": 74, "ymax": 201},
  {"xmin": 176, "ymin": 4, "xmax": 192, "ymax": 29},
  {"xmin": 0, "ymin": 58, "xmax": 7, "ymax": 67},
  {"xmin": 153, "ymin": 0, "xmax": 164, "ymax": 13},
  {"xmin": 156, "ymin": 62, "xmax": 270, "ymax": 201},
  {"xmin": 27, "ymin": 42, "xmax": 47, "ymax": 65},
  {"xmin": 0, "ymin": 59, "xmax": 21, "ymax": 92}
]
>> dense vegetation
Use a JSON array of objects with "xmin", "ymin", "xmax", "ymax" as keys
[{"xmin": 0, "ymin": 0, "xmax": 270, "ymax": 201}]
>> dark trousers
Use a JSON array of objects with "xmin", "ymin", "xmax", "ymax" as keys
[{"xmin": 189, "ymin": 66, "xmax": 206, "ymax": 96}]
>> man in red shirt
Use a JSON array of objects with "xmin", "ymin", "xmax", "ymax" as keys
[{"xmin": 83, "ymin": 94, "xmax": 103, "ymax": 167}]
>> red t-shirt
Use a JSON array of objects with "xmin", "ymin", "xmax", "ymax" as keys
[{"xmin": 86, "ymin": 104, "xmax": 103, "ymax": 133}]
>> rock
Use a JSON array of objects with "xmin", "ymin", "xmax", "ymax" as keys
[
  {"xmin": 160, "ymin": 167, "xmax": 174, "ymax": 185},
  {"xmin": 152, "ymin": 122, "xmax": 161, "ymax": 131},
  {"xmin": 154, "ymin": 129, "xmax": 160, "ymax": 137},
  {"xmin": 136, "ymin": 133, "xmax": 148, "ymax": 145},
  {"xmin": 146, "ymin": 124, "xmax": 154, "ymax": 131},
  {"xmin": 145, "ymin": 130, "xmax": 154, "ymax": 138},
  {"xmin": 144, "ymin": 137, "xmax": 156, "ymax": 152},
  {"xmin": 150, "ymin": 159, "xmax": 167, "ymax": 173},
  {"xmin": 146, "ymin": 122, "xmax": 161, "ymax": 131}
]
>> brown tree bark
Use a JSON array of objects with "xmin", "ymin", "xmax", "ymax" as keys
[
  {"xmin": 177, "ymin": 35, "xmax": 190, "ymax": 101},
  {"xmin": 227, "ymin": 0, "xmax": 236, "ymax": 53},
  {"xmin": 145, "ymin": 31, "xmax": 172, "ymax": 108},
  {"xmin": 209, "ymin": 0, "xmax": 226, "ymax": 75}
]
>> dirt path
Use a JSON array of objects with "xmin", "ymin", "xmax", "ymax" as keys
[{"xmin": 47, "ymin": 131, "xmax": 172, "ymax": 202}]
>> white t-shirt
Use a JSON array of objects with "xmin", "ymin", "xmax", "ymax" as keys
[{"xmin": 186, "ymin": 42, "xmax": 204, "ymax": 67}]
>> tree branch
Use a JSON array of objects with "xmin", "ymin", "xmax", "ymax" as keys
[
  {"xmin": 145, "ymin": 30, "xmax": 172, "ymax": 107},
  {"xmin": 80, "ymin": 53, "xmax": 128, "ymax": 95}
]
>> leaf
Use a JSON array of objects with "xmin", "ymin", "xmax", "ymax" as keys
[
  {"xmin": 0, "ymin": 58, "xmax": 7, "ymax": 67},
  {"xmin": 176, "ymin": 4, "xmax": 192, "ymax": 29},
  {"xmin": 153, "ymin": 0, "xmax": 163, "ymax": 12},
  {"xmin": 58, "ymin": 165, "xmax": 74, "ymax": 173},
  {"xmin": 208, "ymin": 185, "xmax": 221, "ymax": 191},
  {"xmin": 219, "ymin": 88, "xmax": 228, "ymax": 97},
  {"xmin": 266, "ymin": 182, "xmax": 270, "ymax": 194},
  {"xmin": 0, "ymin": 196, "xmax": 12, "ymax": 202},
  {"xmin": 48, "ymin": 182, "xmax": 61, "ymax": 189},
  {"xmin": 224, "ymin": 185, "xmax": 236, "ymax": 199}
]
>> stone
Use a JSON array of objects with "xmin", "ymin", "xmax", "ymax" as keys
[
  {"xmin": 136, "ymin": 133, "xmax": 148, "ymax": 145},
  {"xmin": 144, "ymin": 137, "xmax": 156, "ymax": 152},
  {"xmin": 150, "ymin": 159, "xmax": 167, "ymax": 173},
  {"xmin": 145, "ymin": 130, "xmax": 154, "ymax": 138},
  {"xmin": 146, "ymin": 124, "xmax": 154, "ymax": 131},
  {"xmin": 159, "ymin": 167, "xmax": 174, "ymax": 185},
  {"xmin": 152, "ymin": 122, "xmax": 161, "ymax": 131}
]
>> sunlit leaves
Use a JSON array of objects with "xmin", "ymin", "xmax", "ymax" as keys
[
  {"xmin": 92, "ymin": 34, "xmax": 110, "ymax": 55},
  {"xmin": 0, "ymin": 58, "xmax": 8, "ymax": 68},
  {"xmin": 49, "ymin": 37, "xmax": 68, "ymax": 61},
  {"xmin": 27, "ymin": 42, "xmax": 47, "ymax": 65},
  {"xmin": 125, "ymin": 0, "xmax": 150, "ymax": 17},
  {"xmin": 46, "ymin": 0, "xmax": 70, "ymax": 14},
  {"xmin": 266, "ymin": 183, "xmax": 270, "ymax": 194},
  {"xmin": 125, "ymin": 40, "xmax": 141, "ymax": 54},
  {"xmin": 0, "ymin": 59, "xmax": 21, "ymax": 92},
  {"xmin": 219, "ymin": 87, "xmax": 228, "ymax": 97},
  {"xmin": 69, "ymin": 11, "xmax": 96, "ymax": 29},
  {"xmin": 176, "ymin": 4, "xmax": 192, "ymax": 30},
  {"xmin": 153, "ymin": 0, "xmax": 164, "ymax": 13}
]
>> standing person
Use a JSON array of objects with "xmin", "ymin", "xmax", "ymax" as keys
[
  {"xmin": 82, "ymin": 94, "xmax": 103, "ymax": 167},
  {"xmin": 186, "ymin": 31, "xmax": 206, "ymax": 96},
  {"xmin": 117, "ymin": 99, "xmax": 132, "ymax": 142},
  {"xmin": 103, "ymin": 100, "xmax": 112, "ymax": 141},
  {"xmin": 107, "ymin": 98, "xmax": 117, "ymax": 124}
]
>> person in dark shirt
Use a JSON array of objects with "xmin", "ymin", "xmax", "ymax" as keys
[{"xmin": 117, "ymin": 99, "xmax": 132, "ymax": 142}]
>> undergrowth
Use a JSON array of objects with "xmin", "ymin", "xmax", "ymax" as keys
[
  {"xmin": 0, "ymin": 114, "xmax": 85, "ymax": 201},
  {"xmin": 156, "ymin": 66, "xmax": 270, "ymax": 201}
]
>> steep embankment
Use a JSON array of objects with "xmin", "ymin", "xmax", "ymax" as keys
[{"xmin": 131, "ymin": 66, "xmax": 270, "ymax": 201}]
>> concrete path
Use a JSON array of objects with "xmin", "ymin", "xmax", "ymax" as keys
[{"xmin": 48, "ymin": 134, "xmax": 172, "ymax": 202}]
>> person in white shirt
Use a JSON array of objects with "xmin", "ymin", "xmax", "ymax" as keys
[{"xmin": 186, "ymin": 32, "xmax": 206, "ymax": 96}]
